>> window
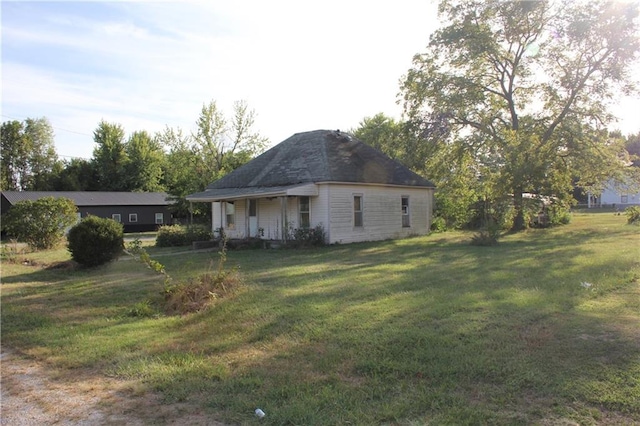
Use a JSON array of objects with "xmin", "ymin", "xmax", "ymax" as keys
[
  {"xmin": 621, "ymin": 194, "xmax": 628, "ymax": 203},
  {"xmin": 129, "ymin": 213, "xmax": 138, "ymax": 223},
  {"xmin": 112, "ymin": 214, "xmax": 121, "ymax": 223},
  {"xmin": 401, "ymin": 196, "xmax": 410, "ymax": 228},
  {"xmin": 155, "ymin": 213, "xmax": 164, "ymax": 224},
  {"xmin": 225, "ymin": 202, "xmax": 235, "ymax": 229},
  {"xmin": 354, "ymin": 195, "xmax": 363, "ymax": 227},
  {"xmin": 299, "ymin": 196, "xmax": 310, "ymax": 228}
]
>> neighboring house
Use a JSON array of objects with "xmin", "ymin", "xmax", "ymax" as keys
[
  {"xmin": 587, "ymin": 179, "xmax": 640, "ymax": 208},
  {"xmin": 1, "ymin": 191, "xmax": 173, "ymax": 232},
  {"xmin": 187, "ymin": 129, "xmax": 435, "ymax": 244}
]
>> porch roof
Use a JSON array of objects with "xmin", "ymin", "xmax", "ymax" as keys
[{"xmin": 186, "ymin": 183, "xmax": 318, "ymax": 202}]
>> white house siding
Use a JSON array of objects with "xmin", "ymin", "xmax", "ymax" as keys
[
  {"xmin": 599, "ymin": 181, "xmax": 640, "ymax": 207},
  {"xmin": 257, "ymin": 198, "xmax": 286, "ymax": 240},
  {"xmin": 321, "ymin": 183, "xmax": 433, "ymax": 244},
  {"xmin": 212, "ymin": 200, "xmax": 248, "ymax": 239},
  {"xmin": 211, "ymin": 184, "xmax": 433, "ymax": 244}
]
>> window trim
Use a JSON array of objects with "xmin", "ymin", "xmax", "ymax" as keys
[
  {"xmin": 155, "ymin": 213, "xmax": 164, "ymax": 224},
  {"xmin": 621, "ymin": 194, "xmax": 628, "ymax": 203},
  {"xmin": 129, "ymin": 213, "xmax": 138, "ymax": 223},
  {"xmin": 401, "ymin": 196, "xmax": 410, "ymax": 228},
  {"xmin": 299, "ymin": 196, "xmax": 310, "ymax": 228},
  {"xmin": 112, "ymin": 213, "xmax": 121, "ymax": 223},
  {"xmin": 353, "ymin": 194, "xmax": 363, "ymax": 228},
  {"xmin": 225, "ymin": 201, "xmax": 236, "ymax": 229}
]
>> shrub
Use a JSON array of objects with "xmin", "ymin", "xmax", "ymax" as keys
[
  {"xmin": 625, "ymin": 206, "xmax": 640, "ymax": 225},
  {"xmin": 470, "ymin": 220, "xmax": 501, "ymax": 246},
  {"xmin": 470, "ymin": 230, "xmax": 499, "ymax": 246},
  {"xmin": 156, "ymin": 224, "xmax": 213, "ymax": 247},
  {"xmin": 67, "ymin": 216, "xmax": 124, "ymax": 267},
  {"xmin": 430, "ymin": 216, "xmax": 447, "ymax": 233},
  {"xmin": 547, "ymin": 203, "xmax": 572, "ymax": 226},
  {"xmin": 289, "ymin": 224, "xmax": 326, "ymax": 248},
  {"xmin": 2, "ymin": 197, "xmax": 77, "ymax": 250}
]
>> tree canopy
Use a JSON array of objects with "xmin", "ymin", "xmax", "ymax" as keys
[
  {"xmin": 400, "ymin": 0, "xmax": 640, "ymax": 230},
  {"xmin": 1, "ymin": 117, "xmax": 58, "ymax": 191},
  {"xmin": 0, "ymin": 100, "xmax": 268, "ymax": 222}
]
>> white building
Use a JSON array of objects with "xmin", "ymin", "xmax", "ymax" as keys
[
  {"xmin": 589, "ymin": 179, "xmax": 640, "ymax": 208},
  {"xmin": 187, "ymin": 130, "xmax": 435, "ymax": 244}
]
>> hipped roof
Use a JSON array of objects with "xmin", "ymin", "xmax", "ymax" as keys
[{"xmin": 188, "ymin": 130, "xmax": 434, "ymax": 201}]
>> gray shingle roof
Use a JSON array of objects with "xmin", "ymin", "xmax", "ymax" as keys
[
  {"xmin": 1, "ymin": 191, "xmax": 171, "ymax": 207},
  {"xmin": 200, "ymin": 130, "xmax": 434, "ymax": 192}
]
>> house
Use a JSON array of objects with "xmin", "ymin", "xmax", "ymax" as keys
[
  {"xmin": 1, "ymin": 191, "xmax": 173, "ymax": 232},
  {"xmin": 587, "ymin": 179, "xmax": 640, "ymax": 209},
  {"xmin": 186, "ymin": 130, "xmax": 435, "ymax": 244}
]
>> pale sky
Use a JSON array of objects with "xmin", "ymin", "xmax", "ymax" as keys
[{"xmin": 2, "ymin": 1, "xmax": 639, "ymax": 161}]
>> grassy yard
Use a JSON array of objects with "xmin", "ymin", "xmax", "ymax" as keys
[{"xmin": 2, "ymin": 212, "xmax": 639, "ymax": 425}]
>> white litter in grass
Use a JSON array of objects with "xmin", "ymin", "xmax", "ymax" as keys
[
  {"xmin": 580, "ymin": 281, "xmax": 593, "ymax": 289},
  {"xmin": 255, "ymin": 408, "xmax": 266, "ymax": 418}
]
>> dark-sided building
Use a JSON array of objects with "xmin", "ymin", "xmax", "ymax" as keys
[{"xmin": 1, "ymin": 191, "xmax": 173, "ymax": 233}]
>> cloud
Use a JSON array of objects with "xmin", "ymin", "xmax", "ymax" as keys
[{"xmin": 5, "ymin": 0, "xmax": 636, "ymax": 162}]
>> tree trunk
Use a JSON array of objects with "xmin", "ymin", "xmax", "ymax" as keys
[{"xmin": 511, "ymin": 188, "xmax": 526, "ymax": 232}]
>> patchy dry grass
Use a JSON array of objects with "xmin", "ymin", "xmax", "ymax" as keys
[{"xmin": 2, "ymin": 212, "xmax": 639, "ymax": 425}]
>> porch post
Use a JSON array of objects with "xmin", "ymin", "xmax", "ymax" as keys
[
  {"xmin": 210, "ymin": 202, "xmax": 215, "ymax": 234},
  {"xmin": 281, "ymin": 196, "xmax": 288, "ymax": 242}
]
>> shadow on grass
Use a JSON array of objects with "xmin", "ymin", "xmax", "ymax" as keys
[
  {"xmin": 2, "ymin": 215, "xmax": 638, "ymax": 424},
  {"xmin": 149, "ymin": 223, "xmax": 639, "ymax": 424}
]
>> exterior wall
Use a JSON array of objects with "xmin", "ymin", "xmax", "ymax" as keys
[
  {"xmin": 320, "ymin": 183, "xmax": 433, "ymax": 244},
  {"xmin": 257, "ymin": 198, "xmax": 284, "ymax": 240},
  {"xmin": 212, "ymin": 200, "xmax": 248, "ymax": 239},
  {"xmin": 1, "ymin": 193, "xmax": 172, "ymax": 233},
  {"xmin": 209, "ymin": 183, "xmax": 434, "ymax": 244},
  {"xmin": 74, "ymin": 205, "xmax": 170, "ymax": 232},
  {"xmin": 599, "ymin": 182, "xmax": 640, "ymax": 207}
]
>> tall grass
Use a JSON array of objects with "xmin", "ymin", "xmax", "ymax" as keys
[{"xmin": 2, "ymin": 212, "xmax": 639, "ymax": 425}]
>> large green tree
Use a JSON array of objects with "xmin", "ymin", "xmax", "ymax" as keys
[
  {"xmin": 125, "ymin": 130, "xmax": 165, "ymax": 192},
  {"xmin": 351, "ymin": 113, "xmax": 406, "ymax": 162},
  {"xmin": 0, "ymin": 120, "xmax": 26, "ymax": 190},
  {"xmin": 51, "ymin": 158, "xmax": 100, "ymax": 191},
  {"xmin": 92, "ymin": 120, "xmax": 128, "ymax": 191},
  {"xmin": 162, "ymin": 100, "xmax": 268, "ymax": 219},
  {"xmin": 401, "ymin": 0, "xmax": 640, "ymax": 230},
  {"xmin": 1, "ymin": 118, "xmax": 58, "ymax": 190},
  {"xmin": 158, "ymin": 126, "xmax": 198, "ymax": 218},
  {"xmin": 226, "ymin": 100, "xmax": 269, "ymax": 168},
  {"xmin": 352, "ymin": 113, "xmax": 480, "ymax": 228}
]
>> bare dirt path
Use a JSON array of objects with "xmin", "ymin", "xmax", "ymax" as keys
[{"xmin": 1, "ymin": 349, "xmax": 224, "ymax": 425}]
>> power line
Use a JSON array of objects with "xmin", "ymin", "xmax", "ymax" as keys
[
  {"xmin": 2, "ymin": 114, "xmax": 93, "ymax": 160},
  {"xmin": 1, "ymin": 114, "xmax": 93, "ymax": 137}
]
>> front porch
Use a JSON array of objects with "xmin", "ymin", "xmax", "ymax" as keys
[{"xmin": 187, "ymin": 183, "xmax": 319, "ymax": 243}]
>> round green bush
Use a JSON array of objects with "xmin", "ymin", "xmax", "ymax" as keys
[{"xmin": 67, "ymin": 216, "xmax": 124, "ymax": 267}]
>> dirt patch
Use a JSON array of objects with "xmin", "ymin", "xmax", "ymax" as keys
[{"xmin": 0, "ymin": 349, "xmax": 225, "ymax": 425}]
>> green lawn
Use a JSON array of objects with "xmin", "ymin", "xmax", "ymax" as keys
[{"xmin": 2, "ymin": 212, "xmax": 639, "ymax": 425}]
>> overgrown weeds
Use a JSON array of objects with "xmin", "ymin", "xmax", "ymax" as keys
[
  {"xmin": 626, "ymin": 205, "xmax": 640, "ymax": 225},
  {"xmin": 125, "ymin": 238, "xmax": 242, "ymax": 315}
]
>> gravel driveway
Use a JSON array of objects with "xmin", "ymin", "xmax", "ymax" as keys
[{"xmin": 1, "ymin": 350, "xmax": 225, "ymax": 425}]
